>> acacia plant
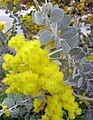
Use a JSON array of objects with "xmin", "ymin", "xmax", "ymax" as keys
[{"xmin": 0, "ymin": 0, "xmax": 93, "ymax": 120}]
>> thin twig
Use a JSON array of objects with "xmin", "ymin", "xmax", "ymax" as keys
[
  {"xmin": 33, "ymin": 0, "xmax": 41, "ymax": 10},
  {"xmin": 73, "ymin": 92, "xmax": 93, "ymax": 101},
  {"xmin": 49, "ymin": 48, "xmax": 62, "ymax": 56}
]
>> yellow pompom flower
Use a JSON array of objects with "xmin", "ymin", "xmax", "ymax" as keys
[
  {"xmin": 4, "ymin": 0, "xmax": 20, "ymax": 5},
  {"xmin": 2, "ymin": 54, "xmax": 14, "ymax": 70},
  {"xmin": 3, "ymin": 35, "xmax": 81, "ymax": 120},
  {"xmin": 20, "ymin": 14, "xmax": 32, "ymax": 23},
  {"xmin": 86, "ymin": 53, "xmax": 93, "ymax": 62},
  {"xmin": 4, "ymin": 0, "xmax": 11, "ymax": 4},
  {"xmin": 88, "ymin": 14, "xmax": 93, "ymax": 25},
  {"xmin": 8, "ymin": 35, "xmax": 25, "ymax": 52},
  {"xmin": 14, "ymin": 0, "xmax": 20, "ymax": 5},
  {"xmin": 0, "ymin": 21, "xmax": 5, "ymax": 31},
  {"xmin": 2, "ymin": 105, "xmax": 11, "ymax": 117}
]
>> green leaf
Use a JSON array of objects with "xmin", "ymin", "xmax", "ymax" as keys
[
  {"xmin": 30, "ymin": 116, "xmax": 36, "ymax": 120},
  {"xmin": 65, "ymin": 76, "xmax": 77, "ymax": 86},
  {"xmin": 53, "ymin": 4, "xmax": 59, "ymax": 9},
  {"xmin": 25, "ymin": 113, "xmax": 30, "ymax": 120},
  {"xmin": 6, "ymin": 2, "xmax": 14, "ymax": 11},
  {"xmin": 85, "ymin": 73, "xmax": 93, "ymax": 79},
  {"xmin": 60, "ymin": 59, "xmax": 69, "ymax": 68},
  {"xmin": 0, "ymin": 92, "xmax": 7, "ymax": 103},
  {"xmin": 50, "ymin": 8, "xmax": 64, "ymax": 23},
  {"xmin": 75, "ymin": 51, "xmax": 85, "ymax": 60},
  {"xmin": 83, "ymin": 63, "xmax": 92, "ymax": 73},
  {"xmin": 11, "ymin": 108, "xmax": 19, "ymax": 116},
  {"xmin": 72, "ymin": 67, "xmax": 79, "ymax": 79},
  {"xmin": 69, "ymin": 48, "xmax": 81, "ymax": 56},
  {"xmin": 18, "ymin": 106, "xmax": 27, "ymax": 116}
]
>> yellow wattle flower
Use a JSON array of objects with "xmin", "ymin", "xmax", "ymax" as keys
[
  {"xmin": 3, "ymin": 35, "xmax": 81, "ymax": 120},
  {"xmin": 88, "ymin": 14, "xmax": 93, "ymax": 25},
  {"xmin": 0, "ymin": 21, "xmax": 5, "ymax": 31},
  {"xmin": 86, "ymin": 52, "xmax": 93, "ymax": 62},
  {"xmin": 14, "ymin": 0, "xmax": 20, "ymax": 5},
  {"xmin": 2, "ymin": 105, "xmax": 11, "ymax": 117}
]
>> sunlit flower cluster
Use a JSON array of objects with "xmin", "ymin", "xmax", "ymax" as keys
[
  {"xmin": 19, "ymin": 14, "xmax": 43, "ymax": 39},
  {"xmin": 3, "ymin": 35, "xmax": 81, "ymax": 120},
  {"xmin": 86, "ymin": 52, "xmax": 93, "ymax": 62},
  {"xmin": 0, "ymin": 21, "xmax": 5, "ymax": 31},
  {"xmin": 2, "ymin": 0, "xmax": 32, "ymax": 10},
  {"xmin": 88, "ymin": 14, "xmax": 93, "ymax": 25},
  {"xmin": 2, "ymin": 105, "xmax": 11, "ymax": 117},
  {"xmin": 4, "ymin": 0, "xmax": 20, "ymax": 5}
]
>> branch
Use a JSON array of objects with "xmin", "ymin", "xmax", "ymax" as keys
[
  {"xmin": 33, "ymin": 0, "xmax": 41, "ymax": 10},
  {"xmin": 73, "ymin": 92, "xmax": 93, "ymax": 101},
  {"xmin": 49, "ymin": 48, "xmax": 62, "ymax": 57},
  {"xmin": 0, "ymin": 98, "xmax": 33, "ymax": 116}
]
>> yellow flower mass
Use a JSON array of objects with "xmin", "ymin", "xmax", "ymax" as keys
[
  {"xmin": 0, "ymin": 21, "xmax": 5, "ymax": 31},
  {"xmin": 86, "ymin": 52, "xmax": 93, "ymax": 62},
  {"xmin": 4, "ymin": 0, "xmax": 20, "ymax": 5},
  {"xmin": 2, "ymin": 105, "xmax": 11, "ymax": 117},
  {"xmin": 3, "ymin": 35, "xmax": 81, "ymax": 120}
]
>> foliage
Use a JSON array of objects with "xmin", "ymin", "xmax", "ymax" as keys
[
  {"xmin": 0, "ymin": 0, "xmax": 93, "ymax": 120},
  {"xmin": 30, "ymin": 0, "xmax": 93, "ymax": 102},
  {"xmin": 0, "ymin": 22, "xmax": 6, "ymax": 31},
  {"xmin": 1, "ymin": 35, "xmax": 81, "ymax": 120},
  {"xmin": 19, "ymin": 14, "xmax": 44, "ymax": 39}
]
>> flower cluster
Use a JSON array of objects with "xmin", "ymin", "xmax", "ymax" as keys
[
  {"xmin": 2, "ymin": 0, "xmax": 32, "ymax": 10},
  {"xmin": 2, "ymin": 105, "xmax": 11, "ymax": 117},
  {"xmin": 86, "ymin": 52, "xmax": 93, "ymax": 62},
  {"xmin": 4, "ymin": 0, "xmax": 20, "ymax": 5},
  {"xmin": 0, "ymin": 21, "xmax": 5, "ymax": 31},
  {"xmin": 19, "ymin": 14, "xmax": 43, "ymax": 39},
  {"xmin": 88, "ymin": 14, "xmax": 93, "ymax": 25},
  {"xmin": 3, "ymin": 35, "xmax": 81, "ymax": 120}
]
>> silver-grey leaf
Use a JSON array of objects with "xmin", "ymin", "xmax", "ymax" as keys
[
  {"xmin": 38, "ymin": 29, "xmax": 53, "ymax": 45},
  {"xmin": 78, "ymin": 77, "xmax": 83, "ymax": 87},
  {"xmin": 58, "ymin": 14, "xmax": 71, "ymax": 30},
  {"xmin": 61, "ymin": 27, "xmax": 78, "ymax": 39},
  {"xmin": 14, "ymin": 94, "xmax": 23, "ymax": 102},
  {"xmin": 49, "ymin": 48, "xmax": 62, "ymax": 59},
  {"xmin": 2, "ymin": 98, "xmax": 15, "ymax": 108},
  {"xmin": 61, "ymin": 27, "xmax": 79, "ymax": 47},
  {"xmin": 69, "ymin": 48, "xmax": 81, "ymax": 56},
  {"xmin": 59, "ymin": 39, "xmax": 70, "ymax": 52},
  {"xmin": 50, "ymin": 8, "xmax": 64, "ymax": 23},
  {"xmin": 25, "ymin": 100, "xmax": 33, "ymax": 110},
  {"xmin": 41, "ymin": 2, "xmax": 52, "ymax": 14},
  {"xmin": 53, "ymin": 4, "xmax": 59, "ymax": 9},
  {"xmin": 7, "ymin": 93, "xmax": 15, "ymax": 100},
  {"xmin": 75, "ymin": 51, "xmax": 85, "ymax": 60},
  {"xmin": 32, "ymin": 11, "xmax": 44, "ymax": 25}
]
